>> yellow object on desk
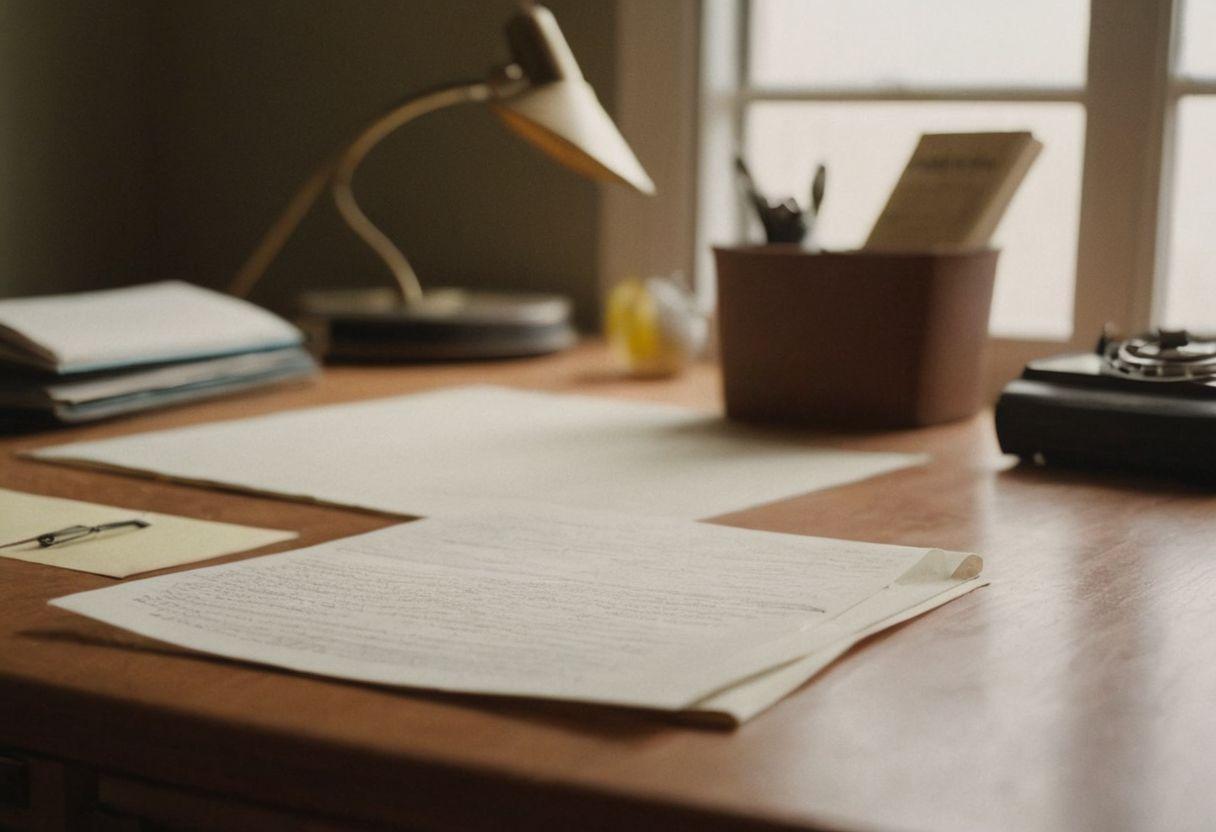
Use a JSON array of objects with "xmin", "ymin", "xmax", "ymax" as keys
[
  {"xmin": 0, "ymin": 488, "xmax": 295, "ymax": 578},
  {"xmin": 606, "ymin": 276, "xmax": 707, "ymax": 377}
]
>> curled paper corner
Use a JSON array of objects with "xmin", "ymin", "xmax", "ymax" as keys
[
  {"xmin": 951, "ymin": 554, "xmax": 983, "ymax": 580},
  {"xmin": 896, "ymin": 549, "xmax": 984, "ymax": 585}
]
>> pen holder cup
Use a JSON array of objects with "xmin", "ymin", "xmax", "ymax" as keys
[{"xmin": 714, "ymin": 246, "xmax": 998, "ymax": 428}]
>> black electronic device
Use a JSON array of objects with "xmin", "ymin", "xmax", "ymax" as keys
[{"xmin": 994, "ymin": 329, "xmax": 1216, "ymax": 480}]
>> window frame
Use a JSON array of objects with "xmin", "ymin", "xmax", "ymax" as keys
[{"xmin": 602, "ymin": 0, "xmax": 1200, "ymax": 398}]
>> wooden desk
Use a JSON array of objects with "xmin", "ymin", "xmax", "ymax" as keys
[{"xmin": 2, "ymin": 344, "xmax": 1214, "ymax": 832}]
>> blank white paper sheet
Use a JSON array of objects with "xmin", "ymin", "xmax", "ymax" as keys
[{"xmin": 29, "ymin": 386, "xmax": 925, "ymax": 520}]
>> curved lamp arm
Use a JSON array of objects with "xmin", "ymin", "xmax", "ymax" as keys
[{"xmin": 229, "ymin": 80, "xmax": 493, "ymax": 302}]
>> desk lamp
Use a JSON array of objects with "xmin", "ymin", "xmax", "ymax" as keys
[{"xmin": 229, "ymin": 3, "xmax": 654, "ymax": 361}]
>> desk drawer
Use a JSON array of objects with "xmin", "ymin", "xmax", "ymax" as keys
[
  {"xmin": 0, "ymin": 748, "xmax": 382, "ymax": 832},
  {"xmin": 0, "ymin": 749, "xmax": 94, "ymax": 831},
  {"xmin": 95, "ymin": 776, "xmax": 376, "ymax": 832}
]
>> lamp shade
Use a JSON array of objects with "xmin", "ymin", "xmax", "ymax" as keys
[
  {"xmin": 491, "ymin": 4, "xmax": 654, "ymax": 196},
  {"xmin": 492, "ymin": 81, "xmax": 655, "ymax": 195}
]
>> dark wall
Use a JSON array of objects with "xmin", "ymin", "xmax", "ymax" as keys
[
  {"xmin": 0, "ymin": 1, "xmax": 618, "ymax": 328},
  {"xmin": 0, "ymin": 0, "xmax": 156, "ymax": 297}
]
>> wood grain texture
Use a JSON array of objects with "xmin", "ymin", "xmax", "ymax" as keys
[{"xmin": 3, "ymin": 342, "xmax": 1215, "ymax": 832}]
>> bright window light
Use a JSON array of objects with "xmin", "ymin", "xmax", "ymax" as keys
[
  {"xmin": 1179, "ymin": 0, "xmax": 1216, "ymax": 79},
  {"xmin": 1161, "ymin": 96, "xmax": 1216, "ymax": 331},
  {"xmin": 748, "ymin": 0, "xmax": 1089, "ymax": 88},
  {"xmin": 745, "ymin": 102, "xmax": 1084, "ymax": 339}
]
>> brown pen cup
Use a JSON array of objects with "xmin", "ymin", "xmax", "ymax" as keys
[{"xmin": 714, "ymin": 246, "xmax": 998, "ymax": 428}]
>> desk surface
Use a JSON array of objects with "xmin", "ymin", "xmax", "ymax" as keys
[{"xmin": 3, "ymin": 343, "xmax": 1215, "ymax": 832}]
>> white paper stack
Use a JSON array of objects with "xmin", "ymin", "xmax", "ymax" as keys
[{"xmin": 0, "ymin": 281, "xmax": 316, "ymax": 425}]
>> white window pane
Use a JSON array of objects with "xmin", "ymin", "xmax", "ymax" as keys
[
  {"xmin": 745, "ymin": 102, "xmax": 1084, "ymax": 339},
  {"xmin": 748, "ymin": 0, "xmax": 1088, "ymax": 88},
  {"xmin": 1161, "ymin": 97, "xmax": 1216, "ymax": 331},
  {"xmin": 1179, "ymin": 0, "xmax": 1216, "ymax": 79}
]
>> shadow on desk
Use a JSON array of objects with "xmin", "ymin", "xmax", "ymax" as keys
[
  {"xmin": 16, "ymin": 627, "xmax": 690, "ymax": 738},
  {"xmin": 999, "ymin": 458, "xmax": 1216, "ymax": 494}
]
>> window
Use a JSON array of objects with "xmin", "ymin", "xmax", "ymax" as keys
[
  {"xmin": 1162, "ymin": 0, "xmax": 1216, "ymax": 330},
  {"xmin": 694, "ymin": 0, "xmax": 1213, "ymax": 389}
]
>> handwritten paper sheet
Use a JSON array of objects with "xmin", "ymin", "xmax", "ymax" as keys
[
  {"xmin": 0, "ymin": 488, "xmax": 295, "ymax": 578},
  {"xmin": 30, "ymin": 386, "xmax": 925, "ymax": 520},
  {"xmin": 693, "ymin": 565, "xmax": 985, "ymax": 722},
  {"xmin": 51, "ymin": 509, "xmax": 982, "ymax": 721}
]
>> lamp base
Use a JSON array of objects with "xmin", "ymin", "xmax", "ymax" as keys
[{"xmin": 297, "ymin": 287, "xmax": 578, "ymax": 362}]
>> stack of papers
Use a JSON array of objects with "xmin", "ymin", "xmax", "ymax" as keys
[
  {"xmin": 28, "ymin": 359, "xmax": 981, "ymax": 725},
  {"xmin": 52, "ymin": 508, "xmax": 984, "ymax": 724},
  {"xmin": 0, "ymin": 281, "xmax": 317, "ymax": 425}
]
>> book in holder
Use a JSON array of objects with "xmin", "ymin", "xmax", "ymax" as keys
[{"xmin": 714, "ymin": 246, "xmax": 998, "ymax": 428}]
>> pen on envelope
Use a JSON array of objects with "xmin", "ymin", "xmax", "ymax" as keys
[{"xmin": 0, "ymin": 519, "xmax": 151, "ymax": 550}]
